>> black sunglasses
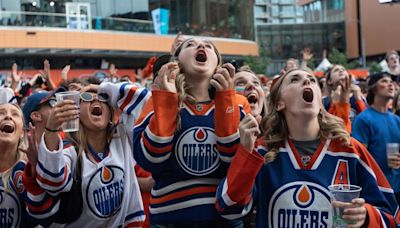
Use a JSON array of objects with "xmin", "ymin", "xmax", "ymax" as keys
[{"xmin": 80, "ymin": 92, "xmax": 109, "ymax": 103}]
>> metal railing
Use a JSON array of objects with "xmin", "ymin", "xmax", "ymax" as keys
[{"xmin": 0, "ymin": 11, "xmax": 154, "ymax": 33}]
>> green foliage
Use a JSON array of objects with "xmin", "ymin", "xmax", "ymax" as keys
[
  {"xmin": 244, "ymin": 44, "xmax": 270, "ymax": 74},
  {"xmin": 328, "ymin": 48, "xmax": 359, "ymax": 69},
  {"xmin": 368, "ymin": 61, "xmax": 382, "ymax": 74}
]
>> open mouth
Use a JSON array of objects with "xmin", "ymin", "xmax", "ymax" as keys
[
  {"xmin": 303, "ymin": 88, "xmax": 314, "ymax": 103},
  {"xmin": 195, "ymin": 50, "xmax": 207, "ymax": 63},
  {"xmin": 0, "ymin": 123, "xmax": 15, "ymax": 134},
  {"xmin": 91, "ymin": 106, "xmax": 103, "ymax": 116},
  {"xmin": 247, "ymin": 94, "xmax": 259, "ymax": 104}
]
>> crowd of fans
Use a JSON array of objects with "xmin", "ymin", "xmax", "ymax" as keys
[{"xmin": 0, "ymin": 33, "xmax": 399, "ymax": 228}]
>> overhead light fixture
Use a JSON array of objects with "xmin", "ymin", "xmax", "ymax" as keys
[
  {"xmin": 32, "ymin": 1, "xmax": 37, "ymax": 6},
  {"xmin": 50, "ymin": 1, "xmax": 55, "ymax": 6}
]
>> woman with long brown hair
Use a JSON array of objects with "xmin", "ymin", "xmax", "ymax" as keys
[{"xmin": 216, "ymin": 68, "xmax": 398, "ymax": 227}]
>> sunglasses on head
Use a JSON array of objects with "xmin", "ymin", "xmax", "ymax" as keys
[{"xmin": 80, "ymin": 92, "xmax": 109, "ymax": 103}]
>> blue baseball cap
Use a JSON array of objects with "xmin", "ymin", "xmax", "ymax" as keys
[{"xmin": 22, "ymin": 87, "xmax": 66, "ymax": 126}]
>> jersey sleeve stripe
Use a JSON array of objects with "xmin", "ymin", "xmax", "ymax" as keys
[
  {"xmin": 150, "ymin": 186, "xmax": 217, "ymax": 205},
  {"xmin": 126, "ymin": 89, "xmax": 149, "ymax": 115},
  {"xmin": 151, "ymin": 178, "xmax": 220, "ymax": 196},
  {"xmin": 37, "ymin": 161, "xmax": 67, "ymax": 178},
  {"xmin": 144, "ymin": 127, "xmax": 174, "ymax": 143},
  {"xmin": 141, "ymin": 139, "xmax": 171, "ymax": 163}
]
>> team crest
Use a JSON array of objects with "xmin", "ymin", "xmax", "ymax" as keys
[
  {"xmin": 86, "ymin": 166, "xmax": 125, "ymax": 218},
  {"xmin": 12, "ymin": 170, "xmax": 24, "ymax": 194},
  {"xmin": 268, "ymin": 181, "xmax": 333, "ymax": 228},
  {"xmin": 175, "ymin": 127, "xmax": 220, "ymax": 176}
]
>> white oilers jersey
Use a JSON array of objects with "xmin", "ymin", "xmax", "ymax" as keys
[
  {"xmin": 0, "ymin": 163, "xmax": 24, "ymax": 228},
  {"xmin": 70, "ymin": 133, "xmax": 144, "ymax": 227},
  {"xmin": 40, "ymin": 131, "xmax": 144, "ymax": 228}
]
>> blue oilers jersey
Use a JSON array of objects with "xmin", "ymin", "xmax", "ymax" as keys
[
  {"xmin": 217, "ymin": 138, "xmax": 399, "ymax": 227},
  {"xmin": 133, "ymin": 90, "xmax": 250, "ymax": 224}
]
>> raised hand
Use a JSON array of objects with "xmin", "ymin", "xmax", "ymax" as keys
[
  {"xmin": 109, "ymin": 63, "xmax": 118, "ymax": 76},
  {"xmin": 61, "ymin": 65, "xmax": 71, "ymax": 81},
  {"xmin": 46, "ymin": 100, "xmax": 79, "ymax": 132},
  {"xmin": 302, "ymin": 48, "xmax": 313, "ymax": 61},
  {"xmin": 41, "ymin": 59, "xmax": 51, "ymax": 81},
  {"xmin": 210, "ymin": 63, "xmax": 235, "ymax": 91},
  {"xmin": 21, "ymin": 123, "xmax": 39, "ymax": 167},
  {"xmin": 239, "ymin": 114, "xmax": 261, "ymax": 152},
  {"xmin": 11, "ymin": 63, "xmax": 22, "ymax": 83},
  {"xmin": 152, "ymin": 62, "xmax": 179, "ymax": 93},
  {"xmin": 332, "ymin": 75, "xmax": 352, "ymax": 103},
  {"xmin": 351, "ymin": 83, "xmax": 363, "ymax": 101}
]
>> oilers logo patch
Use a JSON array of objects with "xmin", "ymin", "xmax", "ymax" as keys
[
  {"xmin": 175, "ymin": 127, "xmax": 220, "ymax": 176},
  {"xmin": 0, "ymin": 188, "xmax": 21, "ymax": 227},
  {"xmin": 268, "ymin": 181, "xmax": 333, "ymax": 228},
  {"xmin": 86, "ymin": 166, "xmax": 125, "ymax": 218},
  {"xmin": 12, "ymin": 170, "xmax": 24, "ymax": 194}
]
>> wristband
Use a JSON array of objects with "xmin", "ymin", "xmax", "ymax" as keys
[{"xmin": 45, "ymin": 126, "xmax": 60, "ymax": 132}]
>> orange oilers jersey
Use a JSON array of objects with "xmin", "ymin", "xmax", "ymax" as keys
[{"xmin": 133, "ymin": 89, "xmax": 250, "ymax": 224}]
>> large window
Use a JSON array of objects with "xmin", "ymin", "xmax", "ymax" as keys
[{"xmin": 149, "ymin": 0, "xmax": 255, "ymax": 40}]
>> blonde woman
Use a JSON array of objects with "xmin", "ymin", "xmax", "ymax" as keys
[
  {"xmin": 131, "ymin": 38, "xmax": 250, "ymax": 226},
  {"xmin": 216, "ymin": 68, "xmax": 398, "ymax": 227},
  {"xmin": 0, "ymin": 94, "xmax": 57, "ymax": 227},
  {"xmin": 36, "ymin": 85, "xmax": 148, "ymax": 227}
]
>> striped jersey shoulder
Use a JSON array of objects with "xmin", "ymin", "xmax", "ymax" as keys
[{"xmin": 135, "ymin": 95, "xmax": 154, "ymax": 126}]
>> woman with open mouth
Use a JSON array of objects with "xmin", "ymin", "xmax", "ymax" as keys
[
  {"xmin": 216, "ymin": 68, "xmax": 398, "ymax": 227},
  {"xmin": 37, "ymin": 86, "xmax": 148, "ymax": 227},
  {"xmin": 324, "ymin": 64, "xmax": 367, "ymax": 132},
  {"xmin": 0, "ymin": 94, "xmax": 58, "ymax": 227},
  {"xmin": 129, "ymin": 38, "xmax": 250, "ymax": 226},
  {"xmin": 234, "ymin": 65, "xmax": 267, "ymax": 119}
]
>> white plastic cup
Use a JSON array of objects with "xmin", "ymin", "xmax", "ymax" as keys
[
  {"xmin": 55, "ymin": 91, "xmax": 80, "ymax": 132},
  {"xmin": 387, "ymin": 143, "xmax": 400, "ymax": 168},
  {"xmin": 328, "ymin": 184, "xmax": 362, "ymax": 228}
]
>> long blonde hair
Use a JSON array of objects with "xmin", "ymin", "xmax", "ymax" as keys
[
  {"xmin": 261, "ymin": 68, "xmax": 350, "ymax": 163},
  {"xmin": 1, "ymin": 105, "xmax": 26, "ymax": 193},
  {"xmin": 172, "ymin": 38, "xmax": 222, "ymax": 130}
]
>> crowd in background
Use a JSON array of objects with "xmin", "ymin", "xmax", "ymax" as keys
[{"xmin": 0, "ymin": 33, "xmax": 399, "ymax": 228}]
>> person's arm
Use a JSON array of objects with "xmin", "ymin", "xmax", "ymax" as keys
[
  {"xmin": 216, "ymin": 114, "xmax": 263, "ymax": 219},
  {"xmin": 213, "ymin": 63, "xmax": 251, "ymax": 162},
  {"xmin": 132, "ymin": 62, "xmax": 179, "ymax": 172},
  {"xmin": 22, "ymin": 162, "xmax": 60, "ymax": 226},
  {"xmin": 10, "ymin": 63, "xmax": 22, "ymax": 91},
  {"xmin": 351, "ymin": 139, "xmax": 399, "ymax": 227},
  {"xmin": 133, "ymin": 91, "xmax": 178, "ymax": 172},
  {"xmin": 300, "ymin": 48, "xmax": 313, "ymax": 68},
  {"xmin": 41, "ymin": 59, "xmax": 55, "ymax": 90}
]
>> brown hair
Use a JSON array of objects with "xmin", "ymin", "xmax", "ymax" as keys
[{"xmin": 260, "ymin": 68, "xmax": 350, "ymax": 163}]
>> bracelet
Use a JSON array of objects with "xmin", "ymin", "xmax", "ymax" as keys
[{"xmin": 45, "ymin": 126, "xmax": 60, "ymax": 132}]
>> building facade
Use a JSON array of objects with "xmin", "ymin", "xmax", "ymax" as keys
[
  {"xmin": 0, "ymin": 0, "xmax": 257, "ymax": 70},
  {"xmin": 257, "ymin": 0, "xmax": 400, "ymax": 74}
]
